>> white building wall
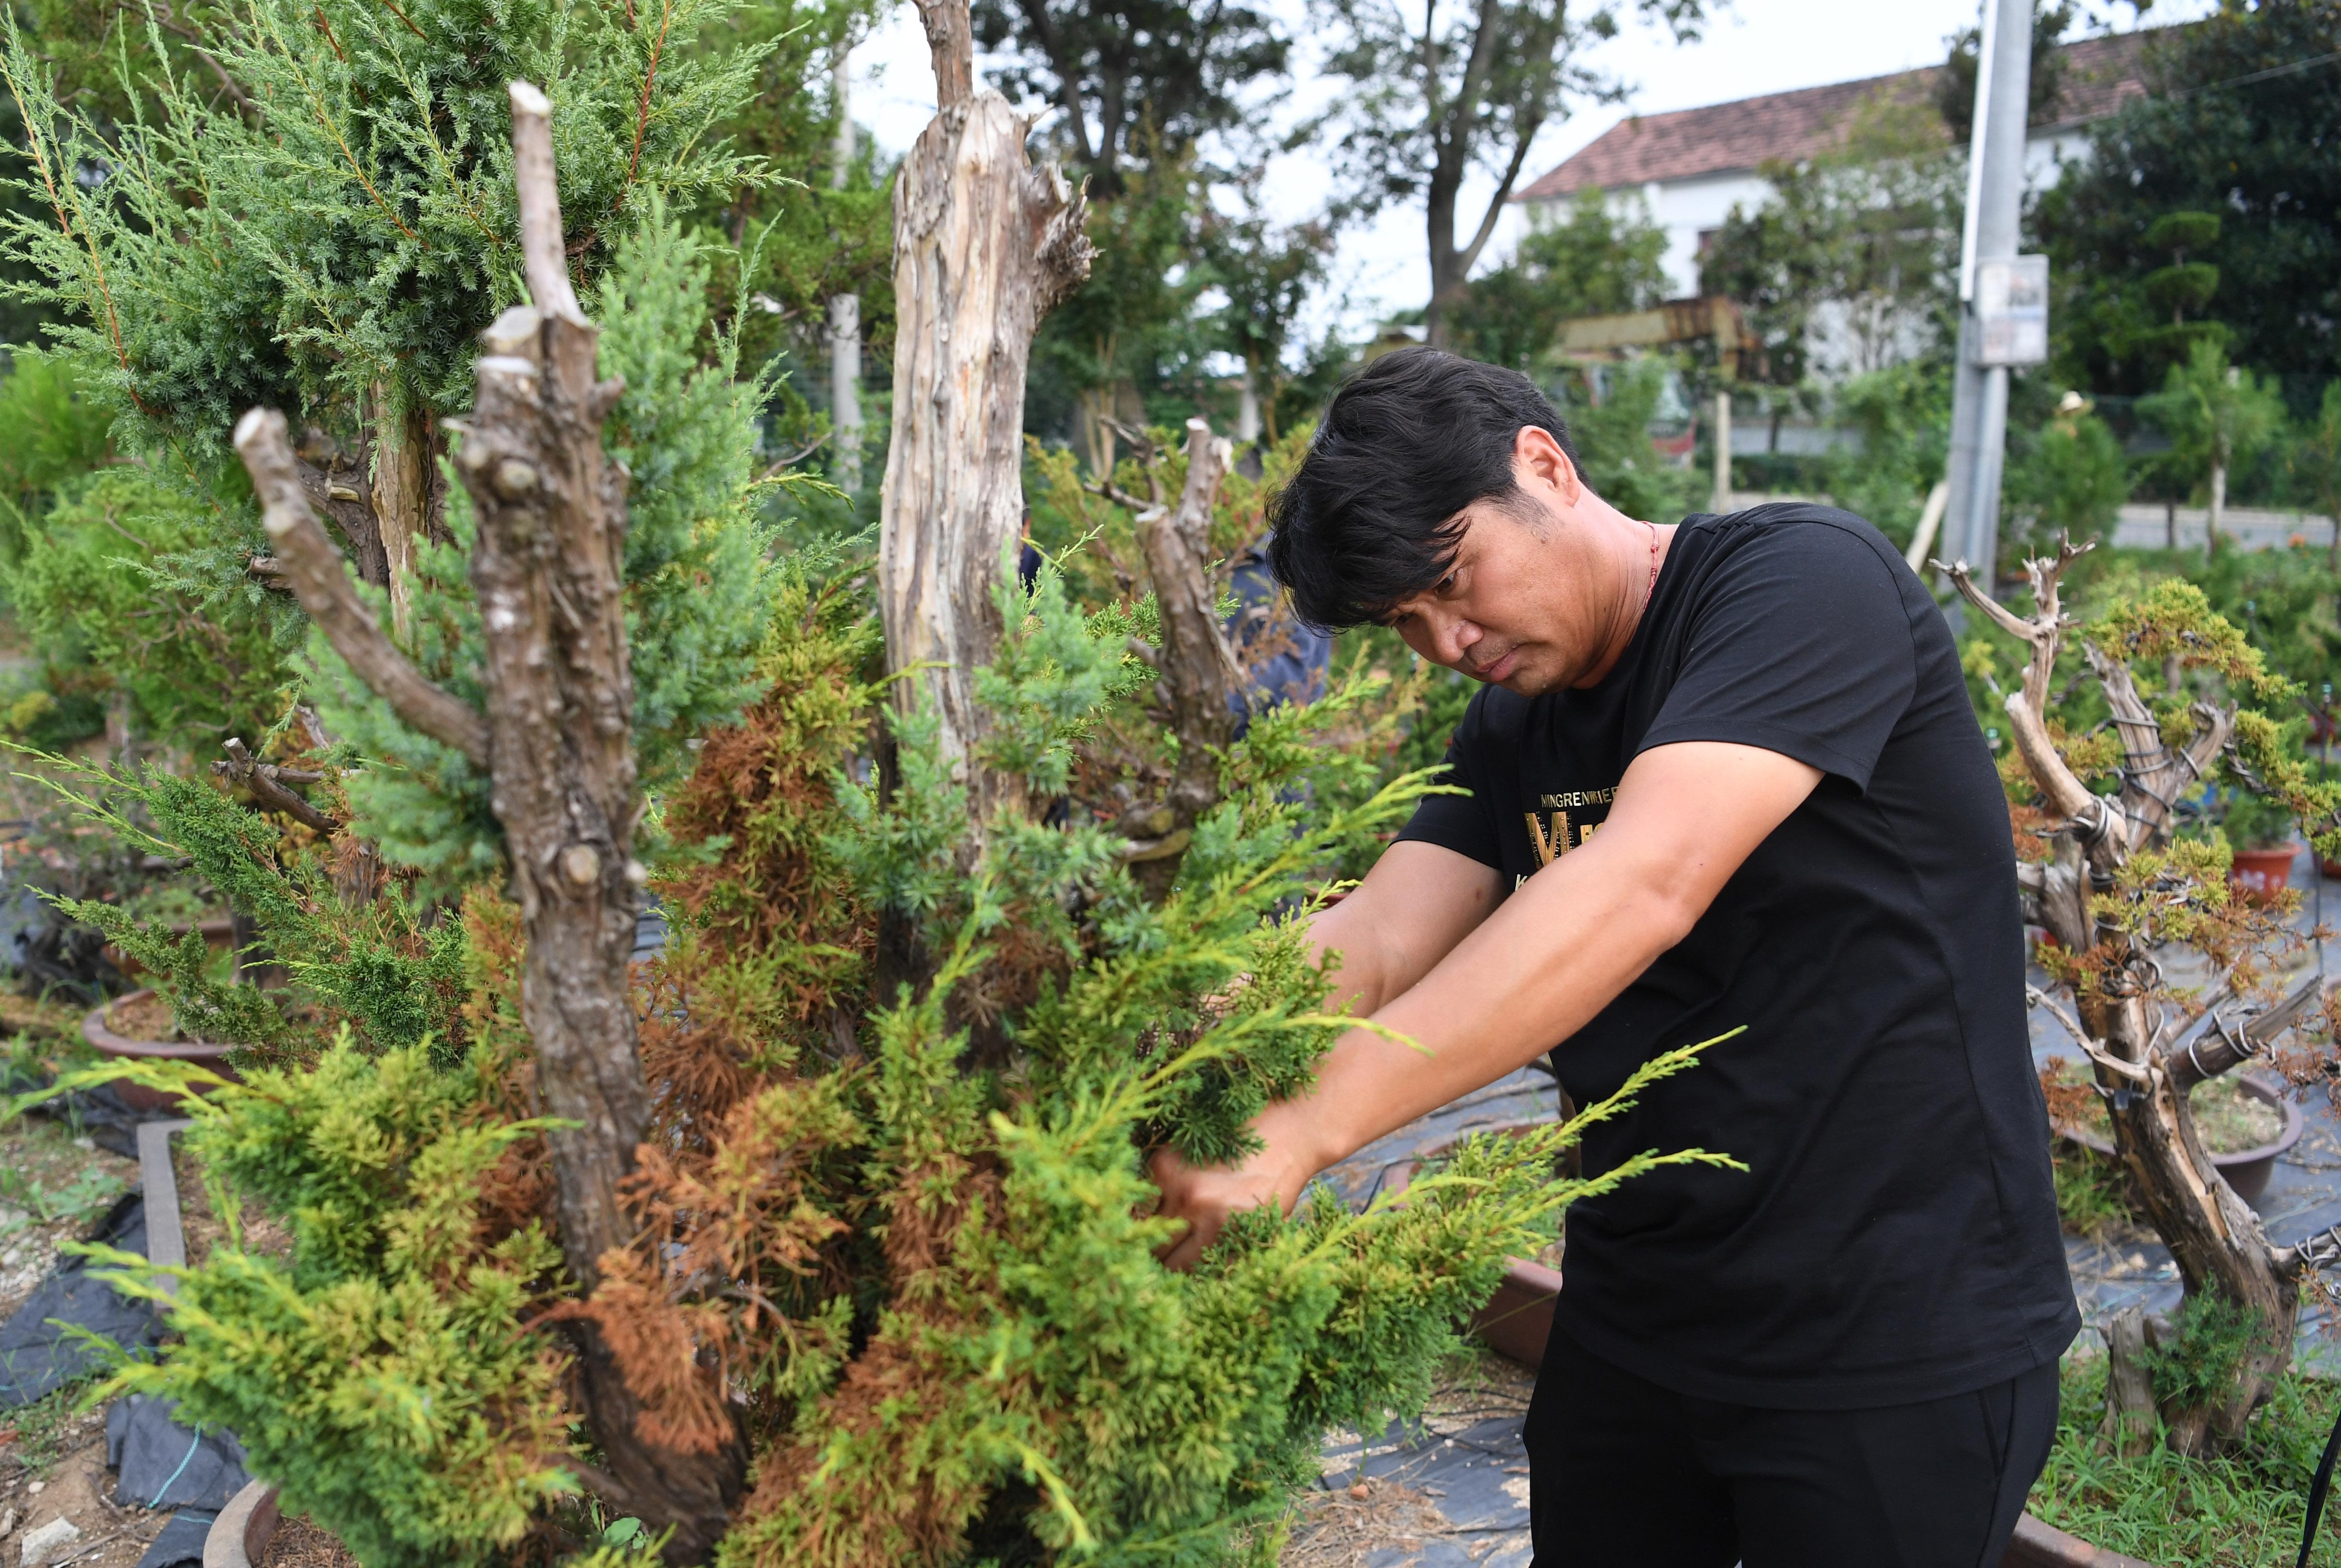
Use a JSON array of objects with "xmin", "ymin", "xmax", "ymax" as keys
[{"xmin": 1518, "ymin": 127, "xmax": 2090, "ymax": 308}]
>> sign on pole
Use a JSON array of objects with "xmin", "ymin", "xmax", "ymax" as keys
[{"xmin": 1974, "ymin": 255, "xmax": 2049, "ymax": 367}]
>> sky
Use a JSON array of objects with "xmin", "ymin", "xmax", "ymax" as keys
[{"xmin": 841, "ymin": 0, "xmax": 2222, "ymax": 345}]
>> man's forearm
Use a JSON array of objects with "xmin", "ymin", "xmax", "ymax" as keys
[{"xmin": 1266, "ymin": 828, "xmax": 1692, "ymax": 1176}]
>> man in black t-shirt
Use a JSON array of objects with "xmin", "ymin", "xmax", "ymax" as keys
[{"xmin": 1147, "ymin": 350, "xmax": 2078, "ymax": 1568}]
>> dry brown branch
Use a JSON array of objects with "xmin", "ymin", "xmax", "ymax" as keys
[
  {"xmin": 231, "ymin": 407, "xmax": 490, "ymax": 764},
  {"xmin": 912, "ymin": 0, "xmax": 973, "ymax": 111},
  {"xmin": 1938, "ymin": 544, "xmax": 2126, "ymax": 863},
  {"xmin": 509, "ymin": 82, "xmax": 585, "ymax": 323},
  {"xmin": 2164, "ymin": 971, "xmax": 2329, "ymax": 1090},
  {"xmin": 212, "ymin": 736, "xmax": 338, "ymax": 835}
]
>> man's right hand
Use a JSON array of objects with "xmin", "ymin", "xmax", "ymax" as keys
[{"xmin": 1149, "ymin": 1131, "xmax": 1315, "ymax": 1272}]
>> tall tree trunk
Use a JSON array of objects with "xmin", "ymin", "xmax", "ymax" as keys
[
  {"xmin": 880, "ymin": 0, "xmax": 1092, "ymax": 842},
  {"xmin": 237, "ymin": 81, "xmax": 746, "ymax": 1559},
  {"xmin": 1236, "ymin": 356, "xmax": 1261, "ymax": 445},
  {"xmin": 829, "ymin": 49, "xmax": 863, "ymax": 494}
]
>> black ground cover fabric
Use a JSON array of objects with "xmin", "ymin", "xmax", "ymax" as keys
[
  {"xmin": 133, "ymin": 1507, "xmax": 218, "ymax": 1568},
  {"xmin": 108, "ymin": 1392, "xmax": 249, "ymax": 1509},
  {"xmin": 0, "ymin": 1192, "xmax": 158, "ymax": 1407}
]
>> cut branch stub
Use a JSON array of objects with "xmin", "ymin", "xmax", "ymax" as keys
[
  {"xmin": 212, "ymin": 737, "xmax": 339, "ymax": 836},
  {"xmin": 232, "ymin": 408, "xmax": 490, "ymax": 765}
]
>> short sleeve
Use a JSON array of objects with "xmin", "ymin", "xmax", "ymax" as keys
[
  {"xmin": 1394, "ymin": 694, "xmax": 1504, "ymax": 869},
  {"xmin": 1637, "ymin": 521, "xmax": 1917, "ymax": 791}
]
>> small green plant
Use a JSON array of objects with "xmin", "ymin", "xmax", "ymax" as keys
[
  {"xmin": 2219, "ymin": 787, "xmax": 2297, "ymax": 852},
  {"xmin": 2050, "ymin": 1144, "xmax": 2136, "ymax": 1241},
  {"xmin": 2139, "ymin": 1295, "xmax": 2266, "ymax": 1418}
]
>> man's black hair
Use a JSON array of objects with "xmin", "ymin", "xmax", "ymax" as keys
[{"xmin": 1265, "ymin": 347, "xmax": 1584, "ymax": 631}]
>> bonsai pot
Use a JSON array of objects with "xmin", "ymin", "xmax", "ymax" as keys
[
  {"xmin": 81, "ymin": 987, "xmax": 240, "ymax": 1112},
  {"xmin": 1387, "ymin": 1122, "xmax": 1563, "ymax": 1370},
  {"xmin": 2063, "ymin": 1072, "xmax": 2302, "ymax": 1206},
  {"xmin": 2229, "ymin": 845, "xmax": 2297, "ymax": 904},
  {"xmin": 2000, "ymin": 1513, "xmax": 2159, "ymax": 1567},
  {"xmin": 204, "ymin": 1481, "xmax": 279, "ymax": 1567}
]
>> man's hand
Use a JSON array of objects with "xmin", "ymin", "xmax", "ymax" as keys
[{"xmin": 1148, "ymin": 1137, "xmax": 1313, "ymax": 1272}]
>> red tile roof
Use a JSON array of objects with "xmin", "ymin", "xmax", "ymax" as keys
[{"xmin": 1515, "ymin": 29, "xmax": 2156, "ymax": 203}]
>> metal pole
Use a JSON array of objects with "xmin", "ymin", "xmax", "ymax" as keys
[
  {"xmin": 828, "ymin": 48, "xmax": 863, "ymax": 494},
  {"xmin": 1712, "ymin": 389, "xmax": 1732, "ymax": 514},
  {"xmin": 1942, "ymin": 0, "xmax": 2034, "ymax": 588}
]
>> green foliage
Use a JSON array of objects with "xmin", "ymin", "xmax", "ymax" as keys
[
  {"xmin": 2032, "ymin": 1355, "xmax": 2341, "ymax": 1566},
  {"xmin": 5, "ymin": 463, "xmax": 302, "ymax": 754},
  {"xmin": 2139, "ymin": 1297, "xmax": 2274, "ymax": 1454},
  {"xmin": 315, "ymin": 206, "xmax": 779, "ymax": 885},
  {"xmin": 1557, "ymin": 358, "xmax": 1706, "ymax": 524},
  {"xmin": 2136, "ymin": 339, "xmax": 2286, "ymax": 518},
  {"xmin": 19, "ymin": 753, "xmax": 468, "ymax": 1058},
  {"xmin": 2033, "ymin": 3, "xmax": 2341, "ymax": 402},
  {"xmin": 1447, "ymin": 192, "xmax": 1670, "ymax": 372},
  {"xmin": 0, "ymin": 350, "xmax": 112, "ymax": 551},
  {"xmin": 0, "ymin": 0, "xmax": 769, "ymax": 448},
  {"xmin": 2004, "ymin": 394, "xmax": 2131, "ymax": 554},
  {"xmin": 2047, "ymin": 1143, "xmax": 2134, "ymax": 1242},
  {"xmin": 48, "ymin": 1037, "xmax": 580, "ymax": 1568},
  {"xmin": 1821, "ymin": 358, "xmax": 1950, "ymax": 549}
]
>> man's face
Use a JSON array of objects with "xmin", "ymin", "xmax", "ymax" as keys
[{"xmin": 1383, "ymin": 432, "xmax": 1609, "ymax": 697}]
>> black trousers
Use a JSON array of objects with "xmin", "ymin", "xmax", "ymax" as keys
[{"xmin": 1525, "ymin": 1330, "xmax": 2058, "ymax": 1568}]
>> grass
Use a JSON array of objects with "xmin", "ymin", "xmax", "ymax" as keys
[
  {"xmin": 2053, "ymin": 1143, "xmax": 2143, "ymax": 1240},
  {"xmin": 0, "ymin": 1375, "xmax": 100, "ymax": 1477},
  {"xmin": 2031, "ymin": 1355, "xmax": 2341, "ymax": 1566}
]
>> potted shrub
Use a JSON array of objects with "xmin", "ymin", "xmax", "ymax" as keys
[
  {"xmin": 2040, "ymin": 1059, "xmax": 2303, "ymax": 1206},
  {"xmin": 2218, "ymin": 787, "xmax": 2298, "ymax": 903}
]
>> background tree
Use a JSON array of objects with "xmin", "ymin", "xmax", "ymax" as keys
[
  {"xmin": 1444, "ymin": 189, "xmax": 1668, "ymax": 372},
  {"xmin": 2033, "ymin": 2, "xmax": 2341, "ymax": 407},
  {"xmin": 1196, "ymin": 187, "xmax": 1334, "ymax": 445},
  {"xmin": 969, "ymin": 0, "xmax": 1287, "ymax": 198},
  {"xmin": 1700, "ymin": 92, "xmax": 1961, "ymax": 389},
  {"xmin": 2136, "ymin": 338, "xmax": 2284, "ymax": 557},
  {"xmin": 1314, "ymin": 0, "xmax": 1705, "ymax": 349},
  {"xmin": 2293, "ymin": 382, "xmax": 2341, "ymax": 568}
]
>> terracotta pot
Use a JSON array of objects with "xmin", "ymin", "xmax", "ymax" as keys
[
  {"xmin": 81, "ymin": 987, "xmax": 241, "ymax": 1113},
  {"xmin": 2000, "ymin": 1511, "xmax": 2160, "ymax": 1567},
  {"xmin": 2229, "ymin": 845, "xmax": 2298, "ymax": 905},
  {"xmin": 203, "ymin": 1481, "xmax": 280, "ymax": 1567},
  {"xmin": 2063, "ymin": 1072, "xmax": 2303, "ymax": 1206},
  {"xmin": 1387, "ymin": 1122, "xmax": 1563, "ymax": 1369}
]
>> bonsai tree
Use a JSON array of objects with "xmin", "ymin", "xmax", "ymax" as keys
[
  {"xmin": 28, "ymin": 15, "xmax": 1736, "ymax": 1567},
  {"xmin": 1946, "ymin": 542, "xmax": 2341, "ymax": 1457}
]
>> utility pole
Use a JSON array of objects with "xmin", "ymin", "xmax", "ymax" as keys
[
  {"xmin": 829, "ymin": 47, "xmax": 863, "ymax": 494},
  {"xmin": 1942, "ymin": 0, "xmax": 2033, "ymax": 588}
]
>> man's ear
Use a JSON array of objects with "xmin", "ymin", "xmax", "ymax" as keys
[{"xmin": 1514, "ymin": 425, "xmax": 1583, "ymax": 509}]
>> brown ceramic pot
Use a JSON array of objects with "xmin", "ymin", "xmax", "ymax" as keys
[
  {"xmin": 2063, "ymin": 1071, "xmax": 2303, "ymax": 1206},
  {"xmin": 202, "ymin": 1481, "xmax": 279, "ymax": 1567},
  {"xmin": 81, "ymin": 987, "xmax": 240, "ymax": 1112},
  {"xmin": 2230, "ymin": 845, "xmax": 2298, "ymax": 905}
]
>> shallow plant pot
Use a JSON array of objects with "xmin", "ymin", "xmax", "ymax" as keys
[
  {"xmin": 2229, "ymin": 845, "xmax": 2298, "ymax": 904},
  {"xmin": 2064, "ymin": 1073, "xmax": 2303, "ymax": 1206},
  {"xmin": 1387, "ymin": 1121, "xmax": 1564, "ymax": 1370},
  {"xmin": 2001, "ymin": 1511, "xmax": 2159, "ymax": 1567},
  {"xmin": 81, "ymin": 987, "xmax": 241, "ymax": 1112},
  {"xmin": 203, "ymin": 1481, "xmax": 280, "ymax": 1567}
]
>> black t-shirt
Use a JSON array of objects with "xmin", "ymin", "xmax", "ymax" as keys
[{"xmin": 1395, "ymin": 503, "xmax": 2078, "ymax": 1409}]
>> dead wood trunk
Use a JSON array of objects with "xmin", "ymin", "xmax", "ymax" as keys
[
  {"xmin": 1125, "ymin": 419, "xmax": 1240, "ymax": 898},
  {"xmin": 236, "ymin": 79, "xmax": 744, "ymax": 1559},
  {"xmin": 878, "ymin": 0, "xmax": 1092, "ymax": 851}
]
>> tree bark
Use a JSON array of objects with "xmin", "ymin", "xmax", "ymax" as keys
[
  {"xmin": 2208, "ymin": 456, "xmax": 2227, "ymax": 558},
  {"xmin": 2100, "ymin": 1307, "xmax": 2158, "ymax": 1457},
  {"xmin": 1125, "ymin": 419, "xmax": 1240, "ymax": 897},
  {"xmin": 880, "ymin": 0, "xmax": 1093, "ymax": 846}
]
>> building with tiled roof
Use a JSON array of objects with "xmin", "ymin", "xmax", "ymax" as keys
[{"xmin": 1515, "ymin": 28, "xmax": 2161, "ymax": 300}]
